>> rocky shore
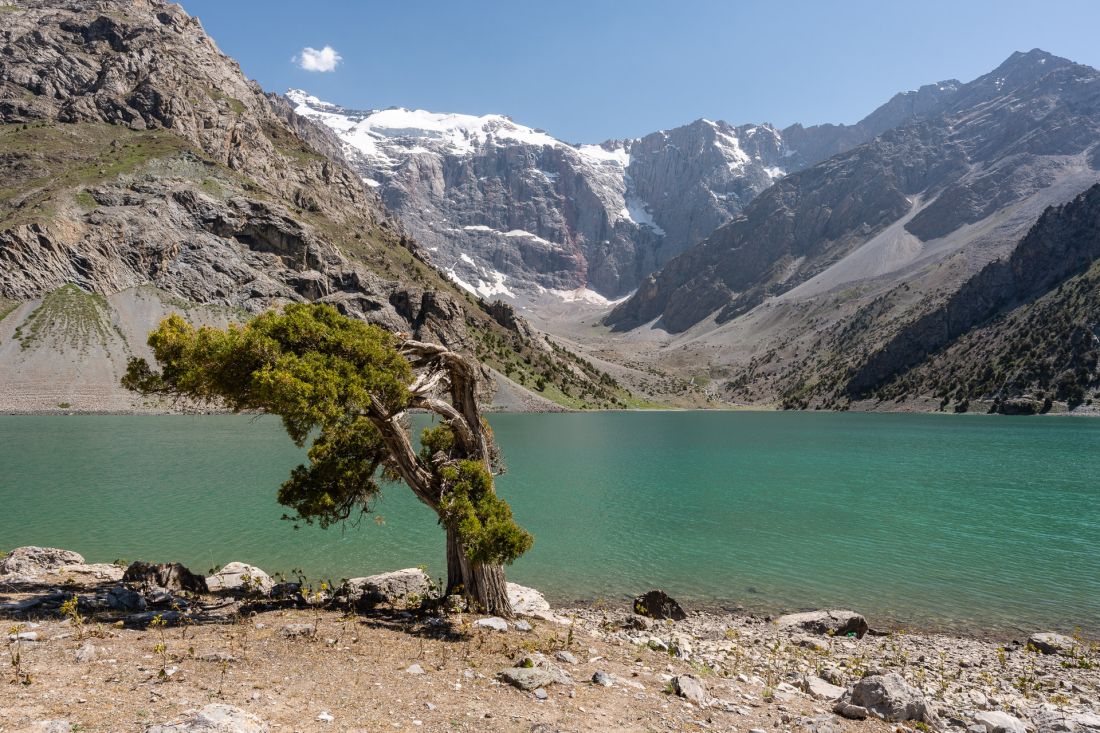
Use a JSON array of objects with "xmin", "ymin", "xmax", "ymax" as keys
[{"xmin": 1, "ymin": 547, "xmax": 1096, "ymax": 733}]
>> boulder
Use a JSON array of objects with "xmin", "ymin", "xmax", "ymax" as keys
[
  {"xmin": 206, "ymin": 562, "xmax": 273, "ymax": 595},
  {"xmin": 0, "ymin": 546, "xmax": 84, "ymax": 575},
  {"xmin": 672, "ymin": 674, "xmax": 709, "ymax": 707},
  {"xmin": 334, "ymin": 568, "xmax": 431, "ymax": 611},
  {"xmin": 123, "ymin": 561, "xmax": 208, "ymax": 594},
  {"xmin": 475, "ymin": 617, "xmax": 509, "ymax": 632},
  {"xmin": 499, "ymin": 667, "xmax": 560, "ymax": 691},
  {"xmin": 13, "ymin": 722, "xmax": 72, "ymax": 733},
  {"xmin": 844, "ymin": 673, "xmax": 936, "ymax": 724},
  {"xmin": 974, "ymin": 711, "xmax": 1029, "ymax": 733},
  {"xmin": 508, "ymin": 582, "xmax": 551, "ymax": 616},
  {"xmin": 592, "ymin": 670, "xmax": 613, "ymax": 687},
  {"xmin": 146, "ymin": 704, "xmax": 268, "ymax": 732},
  {"xmin": 107, "ymin": 585, "xmax": 147, "ymax": 612},
  {"xmin": 280, "ymin": 623, "xmax": 316, "ymax": 639},
  {"xmin": 1027, "ymin": 632, "xmax": 1076, "ymax": 655},
  {"xmin": 801, "ymin": 675, "xmax": 846, "ymax": 701},
  {"xmin": 633, "ymin": 589, "xmax": 687, "ymax": 621},
  {"xmin": 776, "ymin": 609, "xmax": 868, "ymax": 638}
]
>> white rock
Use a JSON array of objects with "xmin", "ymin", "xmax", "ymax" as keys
[
  {"xmin": 974, "ymin": 711, "xmax": 1029, "ymax": 733},
  {"xmin": 475, "ymin": 617, "xmax": 509, "ymax": 632},
  {"xmin": 206, "ymin": 562, "xmax": 273, "ymax": 594},
  {"xmin": 146, "ymin": 704, "xmax": 268, "ymax": 732},
  {"xmin": 507, "ymin": 582, "xmax": 552, "ymax": 616}
]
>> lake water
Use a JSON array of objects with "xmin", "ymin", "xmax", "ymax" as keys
[{"xmin": 1, "ymin": 412, "xmax": 1098, "ymax": 635}]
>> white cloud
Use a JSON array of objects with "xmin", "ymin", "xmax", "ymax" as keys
[{"xmin": 294, "ymin": 45, "xmax": 342, "ymax": 73}]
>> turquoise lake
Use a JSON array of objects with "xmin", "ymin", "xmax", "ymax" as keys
[{"xmin": 1, "ymin": 412, "xmax": 1098, "ymax": 635}]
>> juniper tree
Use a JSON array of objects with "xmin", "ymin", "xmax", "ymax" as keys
[{"xmin": 122, "ymin": 303, "xmax": 531, "ymax": 615}]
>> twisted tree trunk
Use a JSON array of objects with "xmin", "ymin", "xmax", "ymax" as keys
[{"xmin": 394, "ymin": 341, "xmax": 514, "ymax": 617}]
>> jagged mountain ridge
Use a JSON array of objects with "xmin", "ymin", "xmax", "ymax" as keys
[
  {"xmin": 607, "ymin": 49, "xmax": 1100, "ymax": 334},
  {"xmin": 288, "ymin": 79, "xmax": 960, "ymax": 303},
  {"xmin": 0, "ymin": 0, "xmax": 627, "ymax": 412}
]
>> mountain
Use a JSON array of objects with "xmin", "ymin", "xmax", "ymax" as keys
[
  {"xmin": 603, "ymin": 49, "xmax": 1100, "ymax": 412},
  {"xmin": 845, "ymin": 183, "xmax": 1100, "ymax": 413},
  {"xmin": 0, "ymin": 0, "xmax": 626, "ymax": 412},
  {"xmin": 287, "ymin": 82, "xmax": 958, "ymax": 305},
  {"xmin": 608, "ymin": 49, "xmax": 1100, "ymax": 333}
]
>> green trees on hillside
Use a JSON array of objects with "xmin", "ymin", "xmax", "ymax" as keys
[{"xmin": 123, "ymin": 303, "xmax": 530, "ymax": 615}]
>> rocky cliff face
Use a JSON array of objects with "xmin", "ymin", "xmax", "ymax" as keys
[
  {"xmin": 288, "ymin": 92, "xmax": 800, "ymax": 300},
  {"xmin": 607, "ymin": 50, "xmax": 1100, "ymax": 334},
  {"xmin": 0, "ymin": 0, "xmax": 626, "ymax": 411},
  {"xmin": 844, "ymin": 183, "xmax": 1100, "ymax": 408}
]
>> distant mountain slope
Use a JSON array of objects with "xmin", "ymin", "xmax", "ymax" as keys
[
  {"xmin": 608, "ymin": 50, "xmax": 1100, "ymax": 334},
  {"xmin": 0, "ymin": 0, "xmax": 626, "ymax": 411},
  {"xmin": 288, "ymin": 80, "xmax": 958, "ymax": 303},
  {"xmin": 843, "ymin": 183, "xmax": 1100, "ymax": 412}
]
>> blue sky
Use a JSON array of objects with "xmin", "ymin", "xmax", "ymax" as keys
[{"xmin": 180, "ymin": 0, "xmax": 1100, "ymax": 143}]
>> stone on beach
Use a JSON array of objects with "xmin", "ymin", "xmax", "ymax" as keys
[
  {"xmin": 973, "ymin": 710, "xmax": 1029, "ymax": 733},
  {"xmin": 508, "ymin": 582, "xmax": 551, "ymax": 615},
  {"xmin": 633, "ymin": 589, "xmax": 687, "ymax": 621},
  {"xmin": 1027, "ymin": 631, "xmax": 1077, "ymax": 655},
  {"xmin": 842, "ymin": 672, "xmax": 937, "ymax": 724},
  {"xmin": 801, "ymin": 675, "xmax": 846, "ymax": 701},
  {"xmin": 146, "ymin": 704, "xmax": 268, "ymax": 732},
  {"xmin": 122, "ymin": 561, "xmax": 208, "ymax": 593},
  {"xmin": 333, "ymin": 568, "xmax": 432, "ymax": 611},
  {"xmin": 776, "ymin": 609, "xmax": 868, "ymax": 638},
  {"xmin": 206, "ymin": 562, "xmax": 274, "ymax": 595}
]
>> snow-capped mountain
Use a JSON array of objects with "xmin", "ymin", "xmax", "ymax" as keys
[{"xmin": 286, "ymin": 90, "xmax": 793, "ymax": 301}]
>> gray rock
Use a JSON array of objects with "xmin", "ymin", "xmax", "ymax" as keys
[
  {"xmin": 974, "ymin": 711, "xmax": 1029, "ymax": 733},
  {"xmin": 475, "ymin": 617, "xmax": 509, "ymax": 632},
  {"xmin": 500, "ymin": 667, "xmax": 559, "ymax": 691},
  {"xmin": 405, "ymin": 663, "xmax": 425, "ymax": 675},
  {"xmin": 554, "ymin": 651, "xmax": 578, "ymax": 665},
  {"xmin": 776, "ymin": 610, "xmax": 868, "ymax": 638},
  {"xmin": 146, "ymin": 704, "xmax": 268, "ymax": 732},
  {"xmin": 796, "ymin": 715, "xmax": 843, "ymax": 733},
  {"xmin": 107, "ymin": 585, "xmax": 147, "ymax": 613},
  {"xmin": 592, "ymin": 671, "xmax": 613, "ymax": 687},
  {"xmin": 833, "ymin": 702, "xmax": 870, "ymax": 720},
  {"xmin": 279, "ymin": 623, "xmax": 316, "ymax": 639},
  {"xmin": 334, "ymin": 568, "xmax": 432, "ymax": 611},
  {"xmin": 672, "ymin": 674, "xmax": 709, "ymax": 707},
  {"xmin": 0, "ymin": 546, "xmax": 84, "ymax": 575},
  {"xmin": 846, "ymin": 672, "xmax": 936, "ymax": 724},
  {"xmin": 633, "ymin": 589, "xmax": 687, "ymax": 621},
  {"xmin": 508, "ymin": 582, "xmax": 552, "ymax": 616},
  {"xmin": 123, "ymin": 561, "xmax": 208, "ymax": 594},
  {"xmin": 74, "ymin": 643, "xmax": 97, "ymax": 662},
  {"xmin": 793, "ymin": 634, "xmax": 830, "ymax": 652},
  {"xmin": 1027, "ymin": 632, "xmax": 1076, "ymax": 655},
  {"xmin": 534, "ymin": 687, "xmax": 548, "ymax": 700},
  {"xmin": 800, "ymin": 675, "xmax": 846, "ymax": 701},
  {"xmin": 206, "ymin": 562, "xmax": 273, "ymax": 595},
  {"xmin": 514, "ymin": 620, "xmax": 533, "ymax": 632},
  {"xmin": 12, "ymin": 722, "xmax": 73, "ymax": 733}
]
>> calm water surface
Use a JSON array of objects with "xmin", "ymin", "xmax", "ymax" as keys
[{"xmin": 1, "ymin": 412, "xmax": 1098, "ymax": 635}]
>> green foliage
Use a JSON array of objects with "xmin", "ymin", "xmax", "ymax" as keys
[
  {"xmin": 14, "ymin": 284, "xmax": 114, "ymax": 352},
  {"xmin": 438, "ymin": 460, "xmax": 532, "ymax": 565},
  {"xmin": 125, "ymin": 303, "xmax": 532, "ymax": 567}
]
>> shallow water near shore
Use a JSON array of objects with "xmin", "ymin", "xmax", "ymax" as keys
[{"xmin": 1, "ymin": 411, "xmax": 1098, "ymax": 636}]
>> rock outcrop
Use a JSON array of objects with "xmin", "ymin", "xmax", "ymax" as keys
[{"xmin": 333, "ymin": 568, "xmax": 432, "ymax": 611}]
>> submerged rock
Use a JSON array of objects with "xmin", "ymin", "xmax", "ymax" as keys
[
  {"xmin": 633, "ymin": 589, "xmax": 687, "ymax": 620},
  {"xmin": 334, "ymin": 568, "xmax": 431, "ymax": 611},
  {"xmin": 776, "ymin": 609, "xmax": 868, "ymax": 638}
]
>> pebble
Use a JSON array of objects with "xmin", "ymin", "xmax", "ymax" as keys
[
  {"xmin": 406, "ymin": 663, "xmax": 425, "ymax": 675},
  {"xmin": 316, "ymin": 711, "xmax": 334, "ymax": 723}
]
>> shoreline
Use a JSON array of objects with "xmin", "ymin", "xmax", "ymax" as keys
[{"xmin": 2, "ymin": 549, "xmax": 1096, "ymax": 733}]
